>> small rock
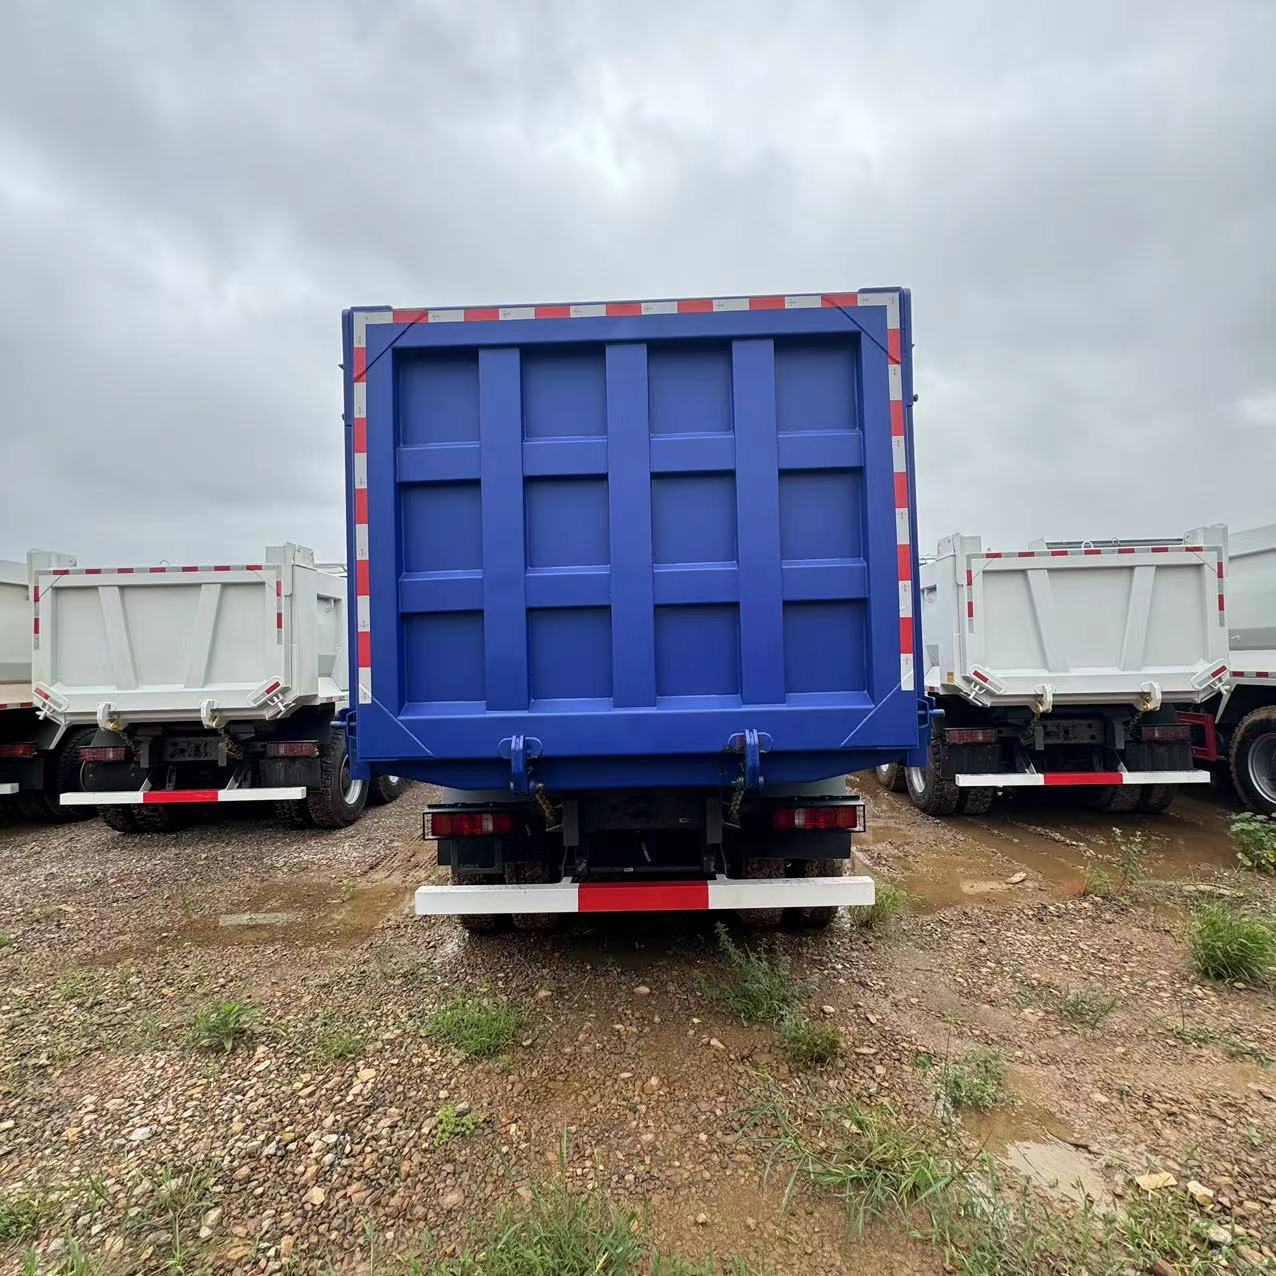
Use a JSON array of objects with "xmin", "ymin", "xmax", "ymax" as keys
[
  {"xmin": 128, "ymin": 1126, "xmax": 153, "ymax": 1142},
  {"xmin": 442, "ymin": 1188, "xmax": 465, "ymax": 1210},
  {"xmin": 854, "ymin": 1046, "xmax": 877, "ymax": 1056},
  {"xmin": 634, "ymin": 986, "xmax": 651, "ymax": 997},
  {"xmin": 820, "ymin": 1005, "xmax": 836, "ymax": 1017},
  {"xmin": 1006, "ymin": 871, "xmax": 1027, "ymax": 885},
  {"xmin": 357, "ymin": 1068, "xmax": 376, "ymax": 1083},
  {"xmin": 708, "ymin": 1039, "xmax": 725, "ymax": 1051},
  {"xmin": 1150, "ymin": 1260, "xmax": 1175, "ymax": 1276},
  {"xmin": 643, "ymin": 1076, "xmax": 661, "ymax": 1095},
  {"xmin": 305, "ymin": 1187, "xmax": 326, "ymax": 1206},
  {"xmin": 1134, "ymin": 1173, "xmax": 1176, "ymax": 1192},
  {"xmin": 695, "ymin": 1212, "xmax": 708, "ymax": 1226},
  {"xmin": 1187, "ymin": 1180, "xmax": 1215, "ymax": 1206},
  {"xmin": 1206, "ymin": 1223, "xmax": 1232, "ymax": 1247}
]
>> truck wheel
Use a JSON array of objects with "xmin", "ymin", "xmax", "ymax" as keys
[
  {"xmin": 875, "ymin": 763, "xmax": 907, "ymax": 793},
  {"xmin": 737, "ymin": 857, "xmax": 785, "ymax": 930},
  {"xmin": 1135, "ymin": 784, "xmax": 1176, "ymax": 814},
  {"xmin": 100, "ymin": 806, "xmax": 142, "ymax": 833},
  {"xmin": 1089, "ymin": 784, "xmax": 1141, "ymax": 814},
  {"xmin": 15, "ymin": 727, "xmax": 98, "ymax": 823},
  {"xmin": 452, "ymin": 866, "xmax": 509, "ymax": 934},
  {"xmin": 303, "ymin": 730, "xmax": 368, "ymax": 829},
  {"xmin": 955, "ymin": 786, "xmax": 995, "ymax": 816},
  {"xmin": 784, "ymin": 858, "xmax": 843, "ymax": 930},
  {"xmin": 905, "ymin": 740, "xmax": 961, "ymax": 817},
  {"xmin": 367, "ymin": 775, "xmax": 411, "ymax": 806},
  {"xmin": 1230, "ymin": 707, "xmax": 1276, "ymax": 816}
]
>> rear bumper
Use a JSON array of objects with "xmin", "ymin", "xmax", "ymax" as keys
[
  {"xmin": 63, "ymin": 786, "xmax": 306, "ymax": 806},
  {"xmin": 954, "ymin": 770, "xmax": 1208, "ymax": 788},
  {"xmin": 414, "ymin": 873, "xmax": 874, "ymax": 916},
  {"xmin": 0, "ymin": 782, "xmax": 17, "ymax": 796}
]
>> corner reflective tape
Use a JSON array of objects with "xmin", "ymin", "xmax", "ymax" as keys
[
  {"xmin": 887, "ymin": 364, "xmax": 903, "ymax": 401},
  {"xmin": 855, "ymin": 291, "xmax": 901, "ymax": 326}
]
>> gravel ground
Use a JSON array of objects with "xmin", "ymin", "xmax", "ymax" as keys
[{"xmin": 1, "ymin": 781, "xmax": 1275, "ymax": 1273}]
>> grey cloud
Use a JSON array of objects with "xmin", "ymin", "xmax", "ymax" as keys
[{"xmin": 1, "ymin": 0, "xmax": 1273, "ymax": 565}]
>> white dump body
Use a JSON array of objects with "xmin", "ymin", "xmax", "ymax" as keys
[
  {"xmin": 1227, "ymin": 523, "xmax": 1276, "ymax": 683},
  {"xmin": 921, "ymin": 530, "xmax": 1230, "ymax": 709},
  {"xmin": 1, "ymin": 552, "xmax": 76, "ymax": 709},
  {"xmin": 31, "ymin": 544, "xmax": 347, "ymax": 726}
]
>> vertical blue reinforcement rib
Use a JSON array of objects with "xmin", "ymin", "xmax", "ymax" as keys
[{"xmin": 344, "ymin": 291, "xmax": 925, "ymax": 789}]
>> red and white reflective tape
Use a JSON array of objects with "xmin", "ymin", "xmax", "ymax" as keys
[
  {"xmin": 1233, "ymin": 670, "xmax": 1275, "ymax": 681},
  {"xmin": 0, "ymin": 702, "xmax": 34, "ymax": 711},
  {"xmin": 354, "ymin": 290, "xmax": 911, "ymax": 701},
  {"xmin": 39, "ymin": 564, "xmax": 266, "ymax": 575},
  {"xmin": 61, "ymin": 786, "xmax": 307, "ymax": 808},
  {"xmin": 414, "ymin": 871, "xmax": 875, "ymax": 917},
  {"xmin": 953, "ymin": 770, "xmax": 1208, "ymax": 789}
]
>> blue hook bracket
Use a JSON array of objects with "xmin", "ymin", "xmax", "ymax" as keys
[
  {"xmin": 498, "ymin": 734, "xmax": 543, "ymax": 795},
  {"xmin": 726, "ymin": 728, "xmax": 772, "ymax": 793}
]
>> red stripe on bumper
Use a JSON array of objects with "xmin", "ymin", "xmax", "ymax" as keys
[
  {"xmin": 1042, "ymin": 773, "xmax": 1123, "ymax": 787},
  {"xmin": 578, "ymin": 881, "xmax": 710, "ymax": 913},
  {"xmin": 144, "ymin": 790, "xmax": 221, "ymax": 804}
]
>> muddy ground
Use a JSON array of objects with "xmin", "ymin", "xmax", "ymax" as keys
[{"xmin": 1, "ymin": 780, "xmax": 1274, "ymax": 1273}]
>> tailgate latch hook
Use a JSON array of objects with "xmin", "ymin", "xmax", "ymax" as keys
[
  {"xmin": 726, "ymin": 728, "xmax": 772, "ymax": 794},
  {"xmin": 499, "ymin": 734, "xmax": 544, "ymax": 796}
]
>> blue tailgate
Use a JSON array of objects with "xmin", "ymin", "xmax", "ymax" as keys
[{"xmin": 343, "ymin": 290, "xmax": 924, "ymax": 791}]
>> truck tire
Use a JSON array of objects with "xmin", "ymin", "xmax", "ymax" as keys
[
  {"xmin": 784, "ymin": 858, "xmax": 843, "ymax": 930},
  {"xmin": 1088, "ymin": 784, "xmax": 1142, "ymax": 814},
  {"xmin": 303, "ymin": 730, "xmax": 367, "ymax": 829},
  {"xmin": 100, "ymin": 806, "xmax": 142, "ymax": 833},
  {"xmin": 875, "ymin": 763, "xmax": 907, "ymax": 793},
  {"xmin": 452, "ymin": 866, "xmax": 509, "ymax": 933},
  {"xmin": 1135, "ymin": 784, "xmax": 1176, "ymax": 814},
  {"xmin": 737, "ymin": 857, "xmax": 785, "ymax": 930},
  {"xmin": 905, "ymin": 740, "xmax": 961, "ymax": 817},
  {"xmin": 16, "ymin": 727, "xmax": 97, "ymax": 823},
  {"xmin": 955, "ymin": 786, "xmax": 995, "ymax": 816},
  {"xmin": 1230, "ymin": 707, "xmax": 1276, "ymax": 817},
  {"xmin": 367, "ymin": 775, "xmax": 411, "ymax": 806}
]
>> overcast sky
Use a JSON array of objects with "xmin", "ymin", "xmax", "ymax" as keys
[{"xmin": 2, "ymin": 1, "xmax": 1273, "ymax": 567}]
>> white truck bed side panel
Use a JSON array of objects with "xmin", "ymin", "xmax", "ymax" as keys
[{"xmin": 1228, "ymin": 523, "xmax": 1276, "ymax": 664}]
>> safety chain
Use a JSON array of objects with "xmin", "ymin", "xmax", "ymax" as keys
[{"xmin": 533, "ymin": 783, "xmax": 560, "ymax": 827}]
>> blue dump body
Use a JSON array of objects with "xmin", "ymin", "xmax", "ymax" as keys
[{"xmin": 342, "ymin": 290, "xmax": 927, "ymax": 793}]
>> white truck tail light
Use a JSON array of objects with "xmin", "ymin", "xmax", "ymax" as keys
[
  {"xmin": 266, "ymin": 741, "xmax": 319, "ymax": 758},
  {"xmin": 771, "ymin": 803, "xmax": 865, "ymax": 832},
  {"xmin": 0, "ymin": 743, "xmax": 37, "ymax": 759},
  {"xmin": 425, "ymin": 811, "xmax": 515, "ymax": 838},
  {"xmin": 78, "ymin": 745, "xmax": 129, "ymax": 762},
  {"xmin": 944, "ymin": 727, "xmax": 998, "ymax": 744}
]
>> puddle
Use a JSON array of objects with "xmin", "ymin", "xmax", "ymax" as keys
[
  {"xmin": 964, "ymin": 1104, "xmax": 1110, "ymax": 1208},
  {"xmin": 179, "ymin": 880, "xmax": 410, "ymax": 950}
]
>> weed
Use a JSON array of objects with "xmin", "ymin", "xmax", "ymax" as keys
[
  {"xmin": 311, "ymin": 1012, "xmax": 366, "ymax": 1064},
  {"xmin": 1081, "ymin": 865, "xmax": 1116, "ymax": 899},
  {"xmin": 1058, "ymin": 988, "xmax": 1118, "ymax": 1029},
  {"xmin": 848, "ymin": 882, "xmax": 908, "ymax": 929},
  {"xmin": 1172, "ymin": 1022, "xmax": 1272, "ymax": 1067},
  {"xmin": 911, "ymin": 1051, "xmax": 935, "ymax": 1073},
  {"xmin": 0, "ymin": 1188, "xmax": 53, "ymax": 1241},
  {"xmin": 434, "ymin": 1104, "xmax": 483, "ymax": 1147},
  {"xmin": 1231, "ymin": 812, "xmax": 1276, "ymax": 875},
  {"xmin": 190, "ymin": 1000, "xmax": 256, "ymax": 1052},
  {"xmin": 702, "ymin": 925, "xmax": 801, "ymax": 1025},
  {"xmin": 426, "ymin": 993, "xmax": 522, "ymax": 1059},
  {"xmin": 0, "ymin": 933, "xmax": 12, "ymax": 948},
  {"xmin": 19, "ymin": 1239, "xmax": 109, "ymax": 1275},
  {"xmin": 1190, "ymin": 904, "xmax": 1276, "ymax": 983},
  {"xmin": 1110, "ymin": 826, "xmax": 1150, "ymax": 890},
  {"xmin": 934, "ymin": 1048, "xmax": 1006, "ymax": 1111},
  {"xmin": 123, "ymin": 1163, "xmax": 217, "ymax": 1271},
  {"xmin": 778, "ymin": 1014, "xmax": 840, "ymax": 1069},
  {"xmin": 1121, "ymin": 1186, "xmax": 1232, "ymax": 1274},
  {"xmin": 54, "ymin": 971, "xmax": 103, "ymax": 1010}
]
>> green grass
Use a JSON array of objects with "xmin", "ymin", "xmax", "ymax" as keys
[
  {"xmin": 19, "ymin": 1240, "xmax": 110, "ymax": 1275},
  {"xmin": 1081, "ymin": 865, "xmax": 1117, "ymax": 899},
  {"xmin": 778, "ymin": 1014, "xmax": 840, "ymax": 1069},
  {"xmin": 311, "ymin": 1012, "xmax": 366, "ymax": 1064},
  {"xmin": 0, "ymin": 1188, "xmax": 54, "ymax": 1242},
  {"xmin": 1120, "ymin": 1187, "xmax": 1233, "ymax": 1275},
  {"xmin": 1058, "ymin": 988, "xmax": 1118, "ymax": 1029},
  {"xmin": 425, "ymin": 993, "xmax": 523, "ymax": 1059},
  {"xmin": 1231, "ymin": 812, "xmax": 1276, "ymax": 875},
  {"xmin": 434, "ymin": 1104, "xmax": 483, "ymax": 1147},
  {"xmin": 1170, "ymin": 1023, "xmax": 1273, "ymax": 1067},
  {"xmin": 190, "ymin": 1000, "xmax": 257, "ymax": 1052},
  {"xmin": 703, "ymin": 924, "xmax": 801, "ymax": 1025},
  {"xmin": 848, "ymin": 882, "xmax": 908, "ymax": 929},
  {"xmin": 423, "ymin": 1182, "xmax": 769, "ymax": 1274},
  {"xmin": 54, "ymin": 971, "xmax": 103, "ymax": 1010},
  {"xmin": 934, "ymin": 1048, "xmax": 1006, "ymax": 1111},
  {"xmin": 0, "ymin": 933, "xmax": 13, "ymax": 949},
  {"xmin": 1190, "ymin": 904, "xmax": 1276, "ymax": 983}
]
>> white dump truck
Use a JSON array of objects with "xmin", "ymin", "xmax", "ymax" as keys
[
  {"xmin": 1180, "ymin": 523, "xmax": 1276, "ymax": 814},
  {"xmin": 879, "ymin": 530, "xmax": 1229, "ymax": 815},
  {"xmin": 31, "ymin": 544, "xmax": 405, "ymax": 832},
  {"xmin": 0, "ymin": 550, "xmax": 96, "ymax": 820}
]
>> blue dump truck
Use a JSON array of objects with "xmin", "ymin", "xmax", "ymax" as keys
[{"xmin": 341, "ymin": 289, "xmax": 928, "ymax": 931}]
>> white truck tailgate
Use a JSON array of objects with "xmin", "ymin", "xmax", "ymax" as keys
[
  {"xmin": 923, "ymin": 532, "xmax": 1229, "ymax": 707},
  {"xmin": 1228, "ymin": 522, "xmax": 1276, "ymax": 682}
]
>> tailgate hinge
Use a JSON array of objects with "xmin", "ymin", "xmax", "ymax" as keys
[
  {"xmin": 726, "ymin": 728, "xmax": 772, "ymax": 794},
  {"xmin": 499, "ymin": 734, "xmax": 543, "ymax": 796}
]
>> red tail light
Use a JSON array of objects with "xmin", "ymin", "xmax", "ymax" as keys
[
  {"xmin": 426, "ymin": 811, "xmax": 515, "ymax": 838},
  {"xmin": 1139, "ymin": 725, "xmax": 1190, "ymax": 742},
  {"xmin": 78, "ymin": 745, "xmax": 128, "ymax": 763},
  {"xmin": 0, "ymin": 743, "xmax": 37, "ymax": 759},
  {"xmin": 944, "ymin": 727, "xmax": 998, "ymax": 744},
  {"xmin": 266, "ymin": 741, "xmax": 319, "ymax": 758},
  {"xmin": 772, "ymin": 804, "xmax": 865, "ymax": 832}
]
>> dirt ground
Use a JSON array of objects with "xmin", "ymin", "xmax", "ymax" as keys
[{"xmin": 2, "ymin": 779, "xmax": 1275, "ymax": 1273}]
